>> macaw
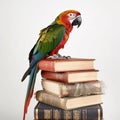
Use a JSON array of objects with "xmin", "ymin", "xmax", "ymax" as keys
[{"xmin": 21, "ymin": 9, "xmax": 82, "ymax": 120}]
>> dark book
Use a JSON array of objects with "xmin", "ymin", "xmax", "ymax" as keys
[{"xmin": 34, "ymin": 102, "xmax": 103, "ymax": 120}]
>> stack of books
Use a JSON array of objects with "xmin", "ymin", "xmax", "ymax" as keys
[{"xmin": 34, "ymin": 58, "xmax": 103, "ymax": 120}]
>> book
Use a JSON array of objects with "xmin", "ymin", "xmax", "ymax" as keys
[
  {"xmin": 41, "ymin": 70, "xmax": 98, "ymax": 83},
  {"xmin": 38, "ymin": 58, "xmax": 95, "ymax": 72},
  {"xmin": 41, "ymin": 79, "xmax": 102, "ymax": 97},
  {"xmin": 36, "ymin": 90, "xmax": 102, "ymax": 110},
  {"xmin": 34, "ymin": 102, "xmax": 103, "ymax": 120}
]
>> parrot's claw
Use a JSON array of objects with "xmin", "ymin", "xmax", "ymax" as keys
[
  {"xmin": 47, "ymin": 54, "xmax": 71, "ymax": 59},
  {"xmin": 62, "ymin": 55, "xmax": 71, "ymax": 59}
]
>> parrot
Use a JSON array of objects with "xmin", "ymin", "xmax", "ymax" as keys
[{"xmin": 21, "ymin": 9, "xmax": 82, "ymax": 120}]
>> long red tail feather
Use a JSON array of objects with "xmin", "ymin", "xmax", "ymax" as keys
[{"xmin": 23, "ymin": 89, "xmax": 34, "ymax": 120}]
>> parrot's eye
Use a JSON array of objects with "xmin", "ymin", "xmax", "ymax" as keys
[
  {"xmin": 69, "ymin": 13, "xmax": 73, "ymax": 16},
  {"xmin": 68, "ymin": 13, "xmax": 76, "ymax": 17}
]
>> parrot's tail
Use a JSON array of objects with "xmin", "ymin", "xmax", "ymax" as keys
[{"xmin": 23, "ymin": 64, "xmax": 38, "ymax": 120}]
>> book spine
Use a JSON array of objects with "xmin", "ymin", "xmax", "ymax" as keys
[
  {"xmin": 38, "ymin": 60, "xmax": 55, "ymax": 72},
  {"xmin": 34, "ymin": 105, "xmax": 103, "ymax": 120},
  {"xmin": 41, "ymin": 71, "xmax": 68, "ymax": 83}
]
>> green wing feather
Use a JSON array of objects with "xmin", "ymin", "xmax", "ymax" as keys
[{"xmin": 32, "ymin": 24, "xmax": 66, "ymax": 56}]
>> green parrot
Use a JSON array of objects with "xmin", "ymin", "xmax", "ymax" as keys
[{"xmin": 21, "ymin": 10, "xmax": 82, "ymax": 120}]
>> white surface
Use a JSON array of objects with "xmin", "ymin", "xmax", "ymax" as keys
[{"xmin": 0, "ymin": 0, "xmax": 120, "ymax": 120}]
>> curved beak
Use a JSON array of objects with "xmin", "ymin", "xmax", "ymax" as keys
[{"xmin": 72, "ymin": 15, "xmax": 82, "ymax": 28}]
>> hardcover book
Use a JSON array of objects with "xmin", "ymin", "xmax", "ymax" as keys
[
  {"xmin": 41, "ymin": 79, "xmax": 102, "ymax": 97},
  {"xmin": 38, "ymin": 58, "xmax": 95, "ymax": 72},
  {"xmin": 34, "ymin": 102, "xmax": 103, "ymax": 120},
  {"xmin": 36, "ymin": 90, "xmax": 102, "ymax": 110},
  {"xmin": 41, "ymin": 70, "xmax": 98, "ymax": 83}
]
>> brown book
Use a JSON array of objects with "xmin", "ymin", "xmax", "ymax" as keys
[
  {"xmin": 42, "ymin": 79, "xmax": 102, "ymax": 97},
  {"xmin": 36, "ymin": 90, "xmax": 102, "ymax": 110},
  {"xmin": 38, "ymin": 58, "xmax": 95, "ymax": 72},
  {"xmin": 41, "ymin": 70, "xmax": 98, "ymax": 83}
]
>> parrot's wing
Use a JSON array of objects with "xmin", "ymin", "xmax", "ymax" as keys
[
  {"xmin": 29, "ymin": 24, "xmax": 66, "ymax": 64},
  {"xmin": 22, "ymin": 24, "xmax": 66, "ymax": 81}
]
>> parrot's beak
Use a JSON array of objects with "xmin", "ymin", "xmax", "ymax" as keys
[{"xmin": 72, "ymin": 15, "xmax": 82, "ymax": 28}]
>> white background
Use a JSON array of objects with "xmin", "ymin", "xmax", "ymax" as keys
[{"xmin": 0, "ymin": 0, "xmax": 120, "ymax": 120}]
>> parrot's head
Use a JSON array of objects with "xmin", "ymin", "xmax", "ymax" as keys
[{"xmin": 55, "ymin": 10, "xmax": 82, "ymax": 30}]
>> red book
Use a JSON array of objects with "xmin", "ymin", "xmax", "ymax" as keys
[
  {"xmin": 41, "ymin": 70, "xmax": 98, "ymax": 83},
  {"xmin": 38, "ymin": 58, "xmax": 95, "ymax": 72}
]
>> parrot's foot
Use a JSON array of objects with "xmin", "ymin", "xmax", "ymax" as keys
[{"xmin": 47, "ymin": 54, "xmax": 71, "ymax": 59}]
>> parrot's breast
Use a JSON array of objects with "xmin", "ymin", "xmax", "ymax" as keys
[{"xmin": 49, "ymin": 33, "xmax": 69, "ymax": 55}]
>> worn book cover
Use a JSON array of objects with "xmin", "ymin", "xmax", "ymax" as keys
[
  {"xmin": 41, "ymin": 79, "xmax": 102, "ymax": 97},
  {"xmin": 34, "ymin": 102, "xmax": 103, "ymax": 120},
  {"xmin": 38, "ymin": 58, "xmax": 95, "ymax": 72},
  {"xmin": 36, "ymin": 90, "xmax": 102, "ymax": 110}
]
